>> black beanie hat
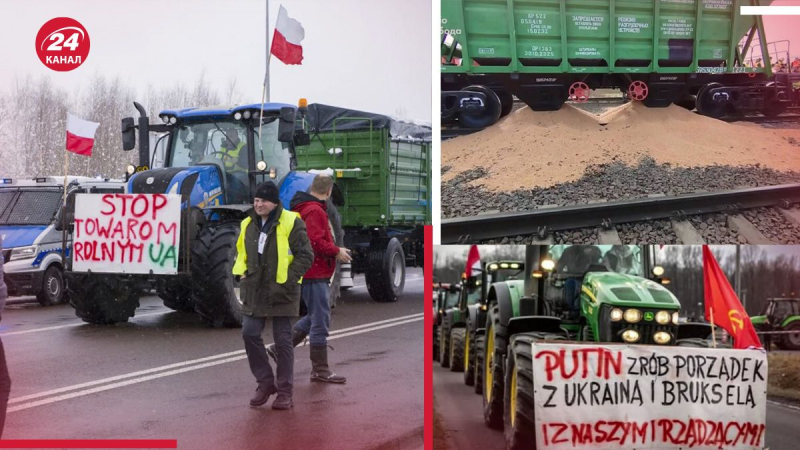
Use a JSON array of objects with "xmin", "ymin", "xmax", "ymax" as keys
[{"xmin": 254, "ymin": 181, "xmax": 280, "ymax": 204}]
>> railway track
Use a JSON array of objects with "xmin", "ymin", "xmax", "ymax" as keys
[{"xmin": 441, "ymin": 184, "xmax": 800, "ymax": 245}]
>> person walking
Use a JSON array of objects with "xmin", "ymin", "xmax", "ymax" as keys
[
  {"xmin": 234, "ymin": 181, "xmax": 313, "ymax": 410},
  {"xmin": 0, "ymin": 237, "xmax": 11, "ymax": 435},
  {"xmin": 267, "ymin": 174, "xmax": 351, "ymax": 384}
]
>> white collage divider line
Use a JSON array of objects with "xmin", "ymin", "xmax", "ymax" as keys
[
  {"xmin": 8, "ymin": 312, "xmax": 423, "ymax": 405},
  {"xmin": 741, "ymin": 6, "xmax": 800, "ymax": 15},
  {"xmin": 8, "ymin": 315, "xmax": 423, "ymax": 413}
]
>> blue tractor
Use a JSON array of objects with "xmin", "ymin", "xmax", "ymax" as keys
[{"xmin": 64, "ymin": 100, "xmax": 342, "ymax": 327}]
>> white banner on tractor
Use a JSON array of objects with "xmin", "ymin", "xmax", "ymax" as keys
[
  {"xmin": 531, "ymin": 342, "xmax": 767, "ymax": 450},
  {"xmin": 72, "ymin": 193, "xmax": 182, "ymax": 274}
]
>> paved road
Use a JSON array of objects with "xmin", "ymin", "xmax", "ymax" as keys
[
  {"xmin": 434, "ymin": 362, "xmax": 797, "ymax": 450},
  {"xmin": 2, "ymin": 269, "xmax": 424, "ymax": 450}
]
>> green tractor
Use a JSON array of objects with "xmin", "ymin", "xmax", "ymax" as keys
[
  {"xmin": 433, "ymin": 282, "xmax": 460, "ymax": 362},
  {"xmin": 458, "ymin": 261, "xmax": 524, "ymax": 391},
  {"xmin": 752, "ymin": 297, "xmax": 800, "ymax": 350},
  {"xmin": 478, "ymin": 245, "xmax": 714, "ymax": 450}
]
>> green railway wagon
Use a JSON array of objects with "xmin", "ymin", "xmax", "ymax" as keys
[
  {"xmin": 295, "ymin": 104, "xmax": 431, "ymax": 302},
  {"xmin": 442, "ymin": 0, "xmax": 794, "ymax": 127}
]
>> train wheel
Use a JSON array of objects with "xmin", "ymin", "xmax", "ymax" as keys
[
  {"xmin": 568, "ymin": 81, "xmax": 590, "ymax": 103},
  {"xmin": 762, "ymin": 82, "xmax": 789, "ymax": 117},
  {"xmin": 696, "ymin": 82, "xmax": 727, "ymax": 118},
  {"xmin": 495, "ymin": 89, "xmax": 514, "ymax": 118},
  {"xmin": 459, "ymin": 85, "xmax": 502, "ymax": 129},
  {"xmin": 627, "ymin": 81, "xmax": 649, "ymax": 101}
]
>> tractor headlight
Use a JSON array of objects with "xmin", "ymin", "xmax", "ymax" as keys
[
  {"xmin": 488, "ymin": 264, "xmax": 498, "ymax": 271},
  {"xmin": 532, "ymin": 270, "xmax": 543, "ymax": 278},
  {"xmin": 269, "ymin": 167, "xmax": 277, "ymax": 179},
  {"xmin": 234, "ymin": 112, "xmax": 243, "ymax": 120},
  {"xmin": 621, "ymin": 329, "xmax": 640, "ymax": 343},
  {"xmin": 256, "ymin": 160, "xmax": 268, "ymax": 171},
  {"xmin": 480, "ymin": 304, "xmax": 487, "ymax": 311},
  {"xmin": 10, "ymin": 245, "xmax": 37, "ymax": 261},
  {"xmin": 653, "ymin": 265, "xmax": 665, "ymax": 277},
  {"xmin": 653, "ymin": 332, "xmax": 672, "ymax": 345},
  {"xmin": 624, "ymin": 309, "xmax": 642, "ymax": 323},
  {"xmin": 655, "ymin": 311, "xmax": 671, "ymax": 325},
  {"xmin": 243, "ymin": 111, "xmax": 252, "ymax": 119},
  {"xmin": 610, "ymin": 308, "xmax": 624, "ymax": 322},
  {"xmin": 500, "ymin": 263, "xmax": 509, "ymax": 269},
  {"xmin": 126, "ymin": 164, "xmax": 136, "ymax": 175},
  {"xmin": 510, "ymin": 263, "xmax": 520, "ymax": 269},
  {"xmin": 672, "ymin": 312, "xmax": 680, "ymax": 325},
  {"xmin": 541, "ymin": 259, "xmax": 555, "ymax": 271},
  {"xmin": 160, "ymin": 115, "xmax": 169, "ymax": 124}
]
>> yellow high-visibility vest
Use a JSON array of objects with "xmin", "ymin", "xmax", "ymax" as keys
[{"xmin": 232, "ymin": 208, "xmax": 300, "ymax": 284}]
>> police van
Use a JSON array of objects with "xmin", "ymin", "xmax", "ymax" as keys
[{"xmin": 0, "ymin": 176, "xmax": 125, "ymax": 305}]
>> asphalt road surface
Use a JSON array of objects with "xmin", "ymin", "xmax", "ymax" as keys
[
  {"xmin": 434, "ymin": 363, "xmax": 798, "ymax": 450},
  {"xmin": 2, "ymin": 269, "xmax": 424, "ymax": 450}
]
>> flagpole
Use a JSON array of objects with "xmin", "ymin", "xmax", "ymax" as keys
[
  {"xmin": 265, "ymin": 0, "xmax": 270, "ymax": 103},
  {"xmin": 709, "ymin": 306, "xmax": 717, "ymax": 348}
]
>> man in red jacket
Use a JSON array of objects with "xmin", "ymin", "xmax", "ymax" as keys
[{"xmin": 267, "ymin": 174, "xmax": 351, "ymax": 383}]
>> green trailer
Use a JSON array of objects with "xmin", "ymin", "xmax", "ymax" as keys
[
  {"xmin": 295, "ymin": 104, "xmax": 431, "ymax": 303},
  {"xmin": 442, "ymin": 0, "xmax": 793, "ymax": 127}
]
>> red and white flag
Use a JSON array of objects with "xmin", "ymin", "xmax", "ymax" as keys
[
  {"xmin": 65, "ymin": 113, "xmax": 99, "ymax": 156},
  {"xmin": 270, "ymin": 5, "xmax": 304, "ymax": 65},
  {"xmin": 465, "ymin": 245, "xmax": 481, "ymax": 277}
]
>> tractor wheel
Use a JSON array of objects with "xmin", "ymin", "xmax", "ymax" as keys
[
  {"xmin": 449, "ymin": 327, "xmax": 465, "ymax": 373},
  {"xmin": 440, "ymin": 323, "xmax": 450, "ymax": 368},
  {"xmin": 781, "ymin": 322, "xmax": 800, "ymax": 350},
  {"xmin": 696, "ymin": 82, "xmax": 727, "ymax": 118},
  {"xmin": 463, "ymin": 327, "xmax": 475, "ymax": 386},
  {"xmin": 190, "ymin": 222, "xmax": 243, "ymax": 328},
  {"xmin": 67, "ymin": 274, "xmax": 140, "ymax": 324},
  {"xmin": 365, "ymin": 238, "xmax": 405, "ymax": 302},
  {"xmin": 474, "ymin": 334, "xmax": 485, "ymax": 395},
  {"xmin": 327, "ymin": 200, "xmax": 344, "ymax": 309},
  {"xmin": 482, "ymin": 303, "xmax": 507, "ymax": 429},
  {"xmin": 156, "ymin": 278, "xmax": 194, "ymax": 312},
  {"xmin": 459, "ymin": 85, "xmax": 502, "ymax": 129},
  {"xmin": 37, "ymin": 265, "xmax": 64, "ymax": 306},
  {"xmin": 503, "ymin": 333, "xmax": 563, "ymax": 450}
]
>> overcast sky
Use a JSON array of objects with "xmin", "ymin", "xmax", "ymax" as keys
[{"xmin": 0, "ymin": 0, "xmax": 431, "ymax": 121}]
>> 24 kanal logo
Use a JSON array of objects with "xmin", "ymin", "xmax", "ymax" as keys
[{"xmin": 35, "ymin": 17, "xmax": 90, "ymax": 72}]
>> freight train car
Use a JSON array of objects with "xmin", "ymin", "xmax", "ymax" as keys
[{"xmin": 442, "ymin": 0, "xmax": 793, "ymax": 127}]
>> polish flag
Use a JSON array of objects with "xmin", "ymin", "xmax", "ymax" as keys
[
  {"xmin": 465, "ymin": 245, "xmax": 481, "ymax": 277},
  {"xmin": 271, "ymin": 5, "xmax": 304, "ymax": 65},
  {"xmin": 65, "ymin": 113, "xmax": 99, "ymax": 156}
]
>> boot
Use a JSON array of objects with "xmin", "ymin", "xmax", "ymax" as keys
[
  {"xmin": 266, "ymin": 329, "xmax": 308, "ymax": 363},
  {"xmin": 249, "ymin": 384, "xmax": 277, "ymax": 407},
  {"xmin": 271, "ymin": 393, "xmax": 294, "ymax": 410},
  {"xmin": 309, "ymin": 345, "xmax": 346, "ymax": 384}
]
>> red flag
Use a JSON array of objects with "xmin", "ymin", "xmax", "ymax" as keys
[
  {"xmin": 703, "ymin": 246, "xmax": 762, "ymax": 349},
  {"xmin": 465, "ymin": 245, "xmax": 481, "ymax": 277},
  {"xmin": 65, "ymin": 113, "xmax": 99, "ymax": 156},
  {"xmin": 271, "ymin": 6, "xmax": 304, "ymax": 65}
]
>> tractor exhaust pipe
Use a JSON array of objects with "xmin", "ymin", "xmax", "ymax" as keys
[{"xmin": 133, "ymin": 102, "xmax": 150, "ymax": 168}]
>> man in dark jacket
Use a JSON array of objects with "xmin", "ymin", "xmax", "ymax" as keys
[
  {"xmin": 269, "ymin": 174, "xmax": 351, "ymax": 384},
  {"xmin": 233, "ymin": 181, "xmax": 313, "ymax": 410},
  {"xmin": 0, "ymin": 237, "xmax": 10, "ymax": 436}
]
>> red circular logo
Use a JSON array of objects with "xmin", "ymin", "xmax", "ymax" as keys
[{"xmin": 35, "ymin": 17, "xmax": 90, "ymax": 72}]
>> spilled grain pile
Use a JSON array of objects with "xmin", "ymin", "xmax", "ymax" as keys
[{"xmin": 442, "ymin": 102, "xmax": 800, "ymax": 191}]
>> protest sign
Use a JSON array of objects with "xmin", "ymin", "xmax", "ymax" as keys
[
  {"xmin": 72, "ymin": 193, "xmax": 182, "ymax": 274},
  {"xmin": 531, "ymin": 342, "xmax": 767, "ymax": 450}
]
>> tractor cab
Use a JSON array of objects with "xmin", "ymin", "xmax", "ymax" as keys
[
  {"xmin": 537, "ymin": 245, "xmax": 680, "ymax": 345},
  {"xmin": 752, "ymin": 298, "xmax": 800, "ymax": 350},
  {"xmin": 121, "ymin": 101, "xmax": 304, "ymax": 209},
  {"xmin": 437, "ymin": 283, "xmax": 461, "ymax": 324}
]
